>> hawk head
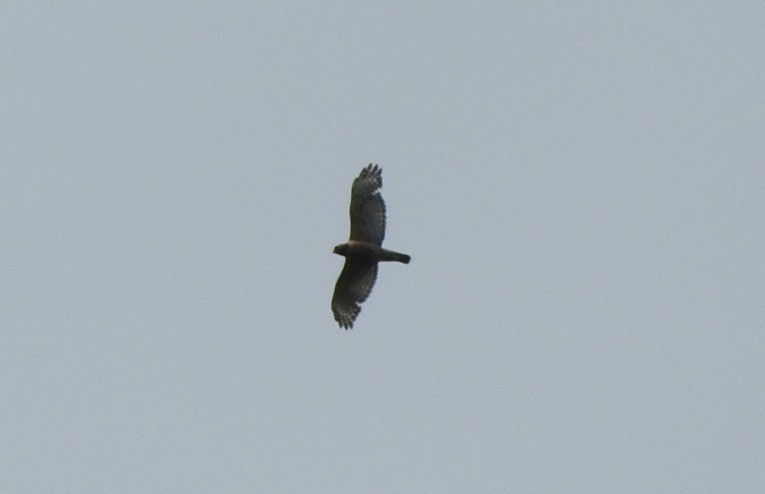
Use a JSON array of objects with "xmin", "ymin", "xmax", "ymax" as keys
[{"xmin": 333, "ymin": 243, "xmax": 349, "ymax": 256}]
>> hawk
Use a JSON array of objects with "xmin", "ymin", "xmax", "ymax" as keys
[{"xmin": 331, "ymin": 164, "xmax": 410, "ymax": 329}]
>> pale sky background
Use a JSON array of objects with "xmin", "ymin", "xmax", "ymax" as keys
[{"xmin": 1, "ymin": 2, "xmax": 764, "ymax": 492}]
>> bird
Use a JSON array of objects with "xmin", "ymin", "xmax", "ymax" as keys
[{"xmin": 331, "ymin": 164, "xmax": 410, "ymax": 329}]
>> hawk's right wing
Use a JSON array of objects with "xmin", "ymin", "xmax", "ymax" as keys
[{"xmin": 348, "ymin": 164, "xmax": 386, "ymax": 246}]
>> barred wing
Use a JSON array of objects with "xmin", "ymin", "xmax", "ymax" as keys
[
  {"xmin": 331, "ymin": 258, "xmax": 378, "ymax": 329},
  {"xmin": 349, "ymin": 164, "xmax": 386, "ymax": 246}
]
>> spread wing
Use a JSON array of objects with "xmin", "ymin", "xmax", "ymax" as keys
[
  {"xmin": 331, "ymin": 258, "xmax": 378, "ymax": 329},
  {"xmin": 348, "ymin": 164, "xmax": 386, "ymax": 246}
]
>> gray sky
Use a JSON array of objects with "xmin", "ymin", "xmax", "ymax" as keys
[{"xmin": 2, "ymin": 2, "xmax": 764, "ymax": 492}]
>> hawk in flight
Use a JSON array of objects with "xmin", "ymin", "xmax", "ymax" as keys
[{"xmin": 331, "ymin": 164, "xmax": 410, "ymax": 329}]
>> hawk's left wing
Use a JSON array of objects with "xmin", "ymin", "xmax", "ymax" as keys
[{"xmin": 331, "ymin": 258, "xmax": 378, "ymax": 329}]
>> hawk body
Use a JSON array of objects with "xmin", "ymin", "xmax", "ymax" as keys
[{"xmin": 331, "ymin": 164, "xmax": 410, "ymax": 329}]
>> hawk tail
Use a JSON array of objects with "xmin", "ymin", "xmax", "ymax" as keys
[{"xmin": 380, "ymin": 249, "xmax": 411, "ymax": 264}]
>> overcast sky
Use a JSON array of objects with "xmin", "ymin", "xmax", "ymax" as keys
[{"xmin": 2, "ymin": 2, "xmax": 764, "ymax": 492}]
